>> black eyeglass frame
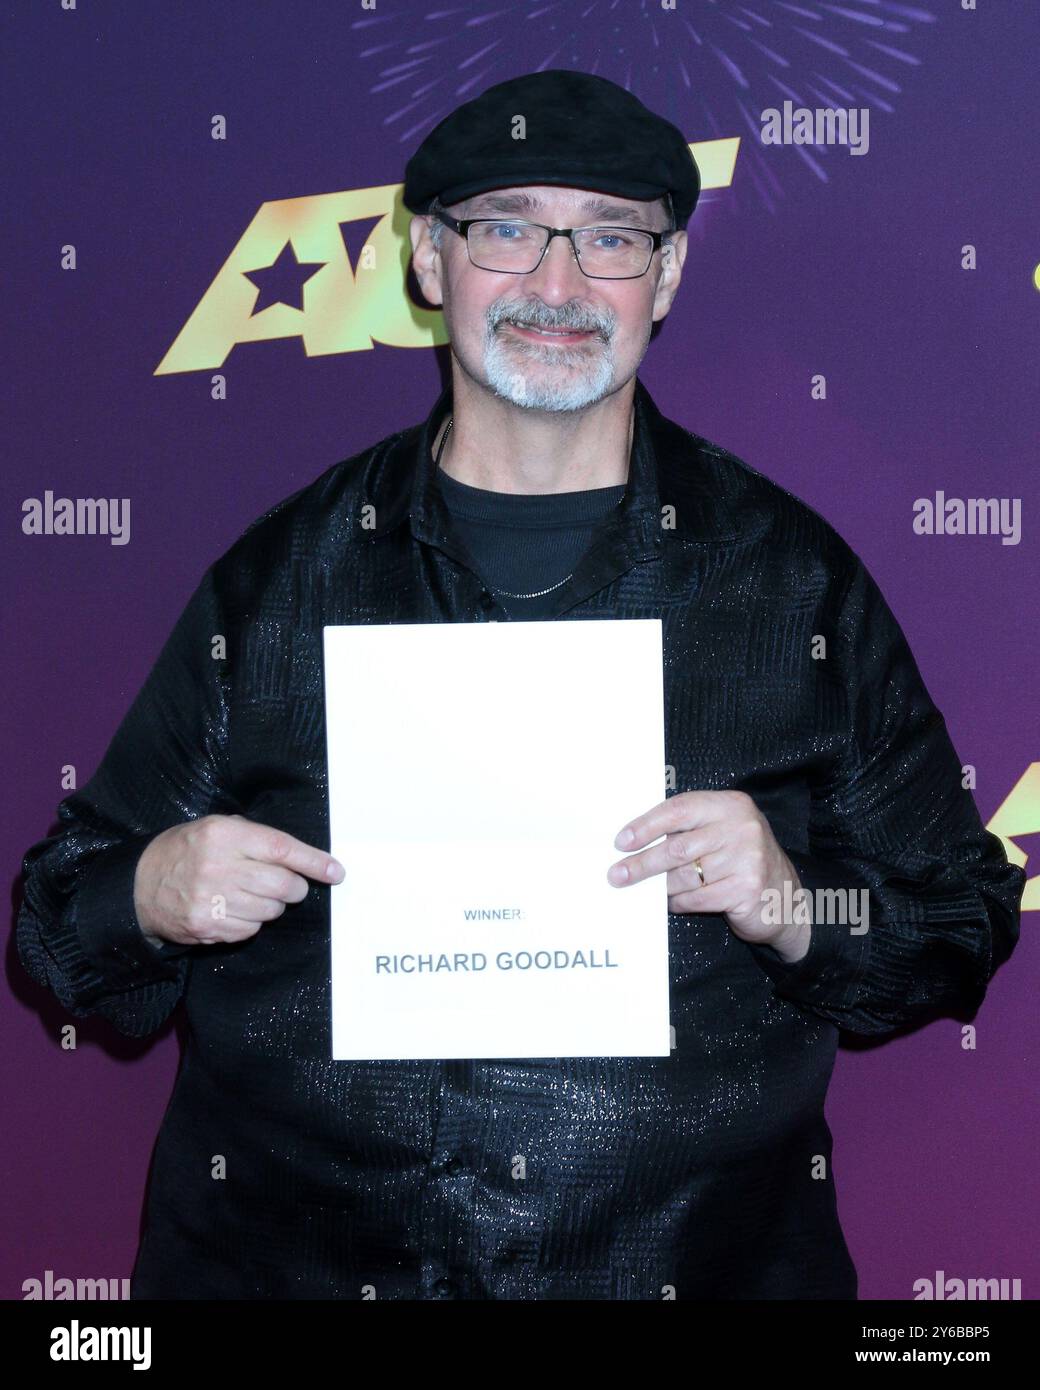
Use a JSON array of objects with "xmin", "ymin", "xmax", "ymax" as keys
[{"xmin": 429, "ymin": 196, "xmax": 678, "ymax": 280}]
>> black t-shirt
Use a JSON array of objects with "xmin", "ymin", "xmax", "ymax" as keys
[{"xmin": 435, "ymin": 465, "xmax": 627, "ymax": 619}]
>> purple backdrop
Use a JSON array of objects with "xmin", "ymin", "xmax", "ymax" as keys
[{"xmin": 4, "ymin": 0, "xmax": 1037, "ymax": 1301}]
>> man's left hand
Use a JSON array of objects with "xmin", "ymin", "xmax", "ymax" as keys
[{"xmin": 607, "ymin": 790, "xmax": 810, "ymax": 963}]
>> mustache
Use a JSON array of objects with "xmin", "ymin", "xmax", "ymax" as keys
[{"xmin": 488, "ymin": 301, "xmax": 615, "ymax": 337}]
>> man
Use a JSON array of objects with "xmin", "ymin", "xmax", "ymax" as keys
[{"xmin": 17, "ymin": 70, "xmax": 1024, "ymax": 1300}]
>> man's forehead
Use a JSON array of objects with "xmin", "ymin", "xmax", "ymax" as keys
[{"xmin": 458, "ymin": 185, "xmax": 663, "ymax": 223}]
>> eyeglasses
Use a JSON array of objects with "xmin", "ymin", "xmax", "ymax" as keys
[{"xmin": 431, "ymin": 203, "xmax": 675, "ymax": 280}]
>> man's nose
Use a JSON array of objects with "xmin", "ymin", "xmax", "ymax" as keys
[{"xmin": 524, "ymin": 232, "xmax": 589, "ymax": 295}]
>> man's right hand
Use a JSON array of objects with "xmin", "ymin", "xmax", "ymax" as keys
[{"xmin": 133, "ymin": 814, "xmax": 345, "ymax": 948}]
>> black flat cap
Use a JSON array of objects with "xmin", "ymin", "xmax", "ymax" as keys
[{"xmin": 403, "ymin": 69, "xmax": 700, "ymax": 229}]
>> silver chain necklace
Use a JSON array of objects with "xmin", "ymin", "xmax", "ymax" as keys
[{"xmin": 434, "ymin": 416, "xmax": 576, "ymax": 599}]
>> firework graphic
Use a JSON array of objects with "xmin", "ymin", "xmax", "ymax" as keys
[{"xmin": 350, "ymin": 0, "xmax": 938, "ymax": 216}]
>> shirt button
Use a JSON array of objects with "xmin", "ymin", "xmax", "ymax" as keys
[{"xmin": 432, "ymin": 1276, "xmax": 456, "ymax": 1298}]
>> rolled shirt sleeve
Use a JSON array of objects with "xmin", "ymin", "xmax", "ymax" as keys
[
  {"xmin": 74, "ymin": 834, "xmax": 195, "ymax": 987},
  {"xmin": 747, "ymin": 848, "xmax": 872, "ymax": 1013},
  {"xmin": 747, "ymin": 553, "xmax": 1026, "ymax": 1035}
]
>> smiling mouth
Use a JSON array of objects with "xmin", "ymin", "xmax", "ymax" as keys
[{"xmin": 506, "ymin": 320, "xmax": 598, "ymax": 339}]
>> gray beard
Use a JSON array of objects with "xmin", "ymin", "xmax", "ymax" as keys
[{"xmin": 482, "ymin": 323, "xmax": 617, "ymax": 412}]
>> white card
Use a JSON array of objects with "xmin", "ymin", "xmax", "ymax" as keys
[{"xmin": 323, "ymin": 619, "xmax": 670, "ymax": 1060}]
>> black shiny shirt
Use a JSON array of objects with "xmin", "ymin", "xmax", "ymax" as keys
[{"xmin": 17, "ymin": 377, "xmax": 1025, "ymax": 1300}]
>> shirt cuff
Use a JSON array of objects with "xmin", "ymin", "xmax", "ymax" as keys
[
  {"xmin": 746, "ymin": 849, "xmax": 872, "ymax": 1011},
  {"xmin": 73, "ymin": 836, "xmax": 193, "ymax": 990}
]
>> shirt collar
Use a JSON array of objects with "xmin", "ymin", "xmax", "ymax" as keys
[{"xmin": 360, "ymin": 376, "xmax": 744, "ymax": 550}]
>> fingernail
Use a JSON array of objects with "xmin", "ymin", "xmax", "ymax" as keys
[
  {"xmin": 615, "ymin": 827, "xmax": 635, "ymax": 849},
  {"xmin": 608, "ymin": 863, "xmax": 630, "ymax": 885},
  {"xmin": 327, "ymin": 860, "xmax": 344, "ymax": 881}
]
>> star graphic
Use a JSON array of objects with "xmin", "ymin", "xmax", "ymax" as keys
[
  {"xmin": 243, "ymin": 242, "xmax": 325, "ymax": 315},
  {"xmin": 1004, "ymin": 830, "xmax": 1040, "ymax": 877}
]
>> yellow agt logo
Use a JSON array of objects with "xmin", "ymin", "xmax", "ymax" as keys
[{"xmin": 153, "ymin": 138, "xmax": 741, "ymax": 376}]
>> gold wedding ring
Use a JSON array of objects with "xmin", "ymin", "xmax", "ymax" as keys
[{"xmin": 692, "ymin": 857, "xmax": 705, "ymax": 886}]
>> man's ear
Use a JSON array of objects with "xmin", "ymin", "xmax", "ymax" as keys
[
  {"xmin": 409, "ymin": 214, "xmax": 445, "ymax": 308},
  {"xmin": 651, "ymin": 230, "xmax": 687, "ymax": 324}
]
